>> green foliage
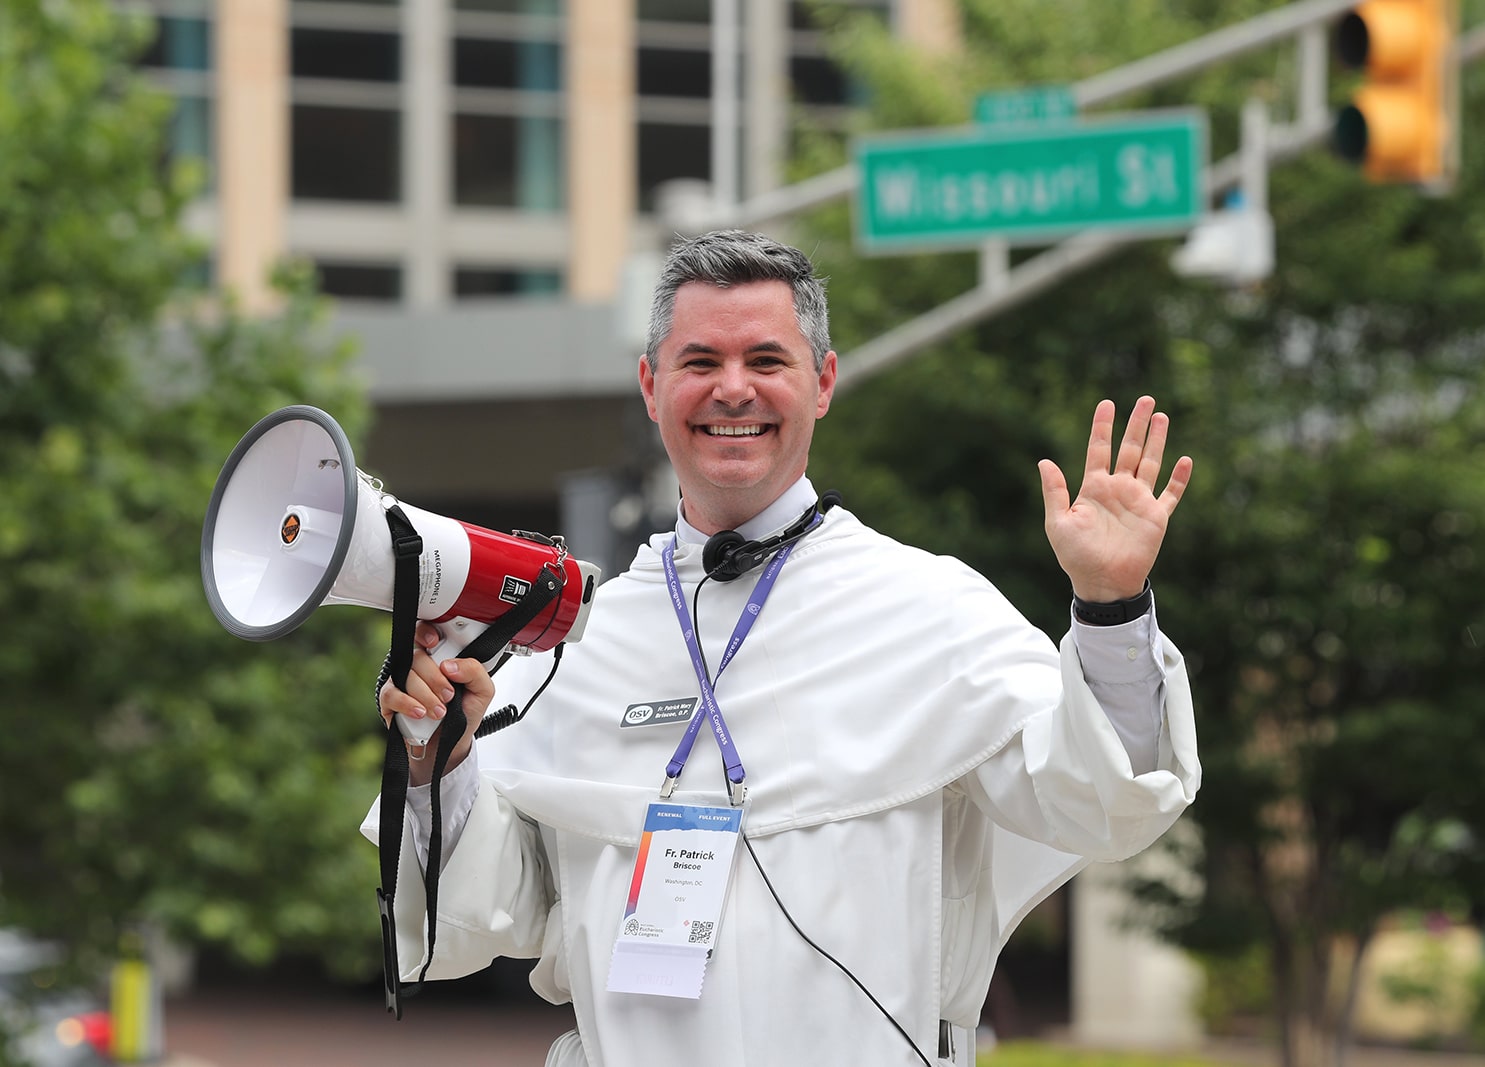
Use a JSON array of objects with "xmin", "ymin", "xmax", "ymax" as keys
[
  {"xmin": 797, "ymin": 0, "xmax": 1485, "ymax": 1059},
  {"xmin": 1376, "ymin": 914, "xmax": 1484, "ymax": 1049},
  {"xmin": 1193, "ymin": 945, "xmax": 1275, "ymax": 1037},
  {"xmin": 0, "ymin": 0, "xmax": 386, "ymax": 980}
]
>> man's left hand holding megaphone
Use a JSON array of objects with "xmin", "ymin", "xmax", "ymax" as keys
[
  {"xmin": 201, "ymin": 404, "xmax": 601, "ymax": 744},
  {"xmin": 375, "ymin": 621, "xmax": 494, "ymax": 784}
]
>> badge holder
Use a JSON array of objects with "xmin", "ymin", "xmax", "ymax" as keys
[{"xmin": 606, "ymin": 798, "xmax": 747, "ymax": 999}]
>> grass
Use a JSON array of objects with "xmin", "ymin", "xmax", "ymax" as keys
[{"xmin": 980, "ymin": 1040, "xmax": 1231, "ymax": 1067}]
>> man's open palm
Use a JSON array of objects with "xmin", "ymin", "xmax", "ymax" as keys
[{"xmin": 1038, "ymin": 396, "xmax": 1193, "ymax": 604}]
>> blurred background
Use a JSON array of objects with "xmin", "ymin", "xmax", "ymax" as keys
[{"xmin": 1, "ymin": 1, "xmax": 1484, "ymax": 1065}]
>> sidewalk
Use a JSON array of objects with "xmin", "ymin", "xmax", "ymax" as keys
[
  {"xmin": 156, "ymin": 984, "xmax": 1485, "ymax": 1067},
  {"xmin": 158, "ymin": 984, "xmax": 575, "ymax": 1067}
]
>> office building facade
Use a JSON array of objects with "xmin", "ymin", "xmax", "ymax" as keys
[{"xmin": 137, "ymin": 0, "xmax": 956, "ymax": 571}]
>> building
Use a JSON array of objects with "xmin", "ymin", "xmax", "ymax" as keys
[{"xmin": 136, "ymin": 0, "xmax": 962, "ymax": 576}]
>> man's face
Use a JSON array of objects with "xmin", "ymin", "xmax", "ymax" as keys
[{"xmin": 640, "ymin": 279, "xmax": 837, "ymax": 535}]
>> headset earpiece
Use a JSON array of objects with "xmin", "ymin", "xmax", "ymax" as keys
[
  {"xmin": 701, "ymin": 529, "xmax": 749, "ymax": 581},
  {"xmin": 700, "ymin": 492, "xmax": 842, "ymax": 583}
]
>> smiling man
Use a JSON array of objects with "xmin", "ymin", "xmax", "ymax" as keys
[
  {"xmin": 639, "ymin": 262, "xmax": 835, "ymax": 534},
  {"xmin": 369, "ymin": 230, "xmax": 1201, "ymax": 1067}
]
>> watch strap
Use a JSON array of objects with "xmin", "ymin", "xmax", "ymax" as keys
[{"xmin": 1072, "ymin": 579, "xmax": 1153, "ymax": 626}]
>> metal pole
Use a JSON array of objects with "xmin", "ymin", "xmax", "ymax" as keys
[
  {"xmin": 743, "ymin": 0, "xmax": 789, "ymax": 199},
  {"xmin": 1296, "ymin": 24, "xmax": 1329, "ymax": 133},
  {"xmin": 1242, "ymin": 99, "xmax": 1269, "ymax": 211},
  {"xmin": 1074, "ymin": 0, "xmax": 1355, "ymax": 107},
  {"xmin": 712, "ymin": 0, "xmax": 740, "ymax": 209},
  {"xmin": 836, "ymin": 233, "xmax": 1123, "ymax": 392},
  {"xmin": 403, "ymin": 0, "xmax": 450, "ymax": 308},
  {"xmin": 979, "ymin": 238, "xmax": 1009, "ymax": 294}
]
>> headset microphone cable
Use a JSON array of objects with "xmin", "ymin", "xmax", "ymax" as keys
[
  {"xmin": 741, "ymin": 833, "xmax": 934, "ymax": 1067},
  {"xmin": 692, "ymin": 543, "xmax": 935, "ymax": 1067}
]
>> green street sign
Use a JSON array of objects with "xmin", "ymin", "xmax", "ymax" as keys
[
  {"xmin": 974, "ymin": 85, "xmax": 1078, "ymax": 126},
  {"xmin": 854, "ymin": 110, "xmax": 1207, "ymax": 253}
]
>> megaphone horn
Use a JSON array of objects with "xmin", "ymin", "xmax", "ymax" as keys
[{"xmin": 201, "ymin": 405, "xmax": 601, "ymax": 744}]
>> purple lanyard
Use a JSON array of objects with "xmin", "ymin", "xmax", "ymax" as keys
[{"xmin": 660, "ymin": 534, "xmax": 797, "ymax": 806}]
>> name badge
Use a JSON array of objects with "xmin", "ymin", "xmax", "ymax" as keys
[{"xmin": 606, "ymin": 802, "xmax": 743, "ymax": 999}]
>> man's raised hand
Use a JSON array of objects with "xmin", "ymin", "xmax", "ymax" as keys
[{"xmin": 1038, "ymin": 396, "xmax": 1193, "ymax": 604}]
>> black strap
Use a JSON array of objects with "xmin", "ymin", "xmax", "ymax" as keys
[
  {"xmin": 375, "ymin": 506, "xmax": 566, "ymax": 1019},
  {"xmin": 1072, "ymin": 579, "xmax": 1154, "ymax": 626},
  {"xmin": 376, "ymin": 504, "xmax": 425, "ymax": 1018}
]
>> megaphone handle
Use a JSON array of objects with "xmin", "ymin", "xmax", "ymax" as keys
[{"xmin": 394, "ymin": 617, "xmax": 501, "ymax": 746}]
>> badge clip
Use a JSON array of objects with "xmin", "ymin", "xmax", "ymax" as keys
[{"xmin": 659, "ymin": 774, "xmax": 679, "ymax": 799}]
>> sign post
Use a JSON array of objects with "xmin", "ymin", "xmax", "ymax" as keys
[{"xmin": 853, "ymin": 110, "xmax": 1206, "ymax": 253}]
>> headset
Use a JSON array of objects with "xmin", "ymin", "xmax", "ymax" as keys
[{"xmin": 702, "ymin": 490, "xmax": 843, "ymax": 582}]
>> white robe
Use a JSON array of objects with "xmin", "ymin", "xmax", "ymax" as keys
[{"xmin": 363, "ymin": 501, "xmax": 1200, "ymax": 1067}]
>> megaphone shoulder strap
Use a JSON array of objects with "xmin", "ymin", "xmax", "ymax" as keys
[{"xmin": 375, "ymin": 504, "xmax": 565, "ymax": 1020}]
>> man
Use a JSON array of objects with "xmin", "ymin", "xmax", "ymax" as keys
[{"xmin": 367, "ymin": 229, "xmax": 1199, "ymax": 1067}]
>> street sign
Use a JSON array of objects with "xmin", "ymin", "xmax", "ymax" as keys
[
  {"xmin": 974, "ymin": 85, "xmax": 1078, "ymax": 126},
  {"xmin": 854, "ymin": 109, "xmax": 1207, "ymax": 253}
]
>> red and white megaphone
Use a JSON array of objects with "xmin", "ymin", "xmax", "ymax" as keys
[{"xmin": 200, "ymin": 405, "xmax": 601, "ymax": 746}]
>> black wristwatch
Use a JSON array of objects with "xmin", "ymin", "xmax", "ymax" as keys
[{"xmin": 1072, "ymin": 580, "xmax": 1153, "ymax": 626}]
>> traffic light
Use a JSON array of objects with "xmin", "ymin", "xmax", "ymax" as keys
[{"xmin": 1332, "ymin": 0, "xmax": 1459, "ymax": 189}]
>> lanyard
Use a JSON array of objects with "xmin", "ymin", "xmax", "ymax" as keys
[{"xmin": 660, "ymin": 534, "xmax": 798, "ymax": 805}]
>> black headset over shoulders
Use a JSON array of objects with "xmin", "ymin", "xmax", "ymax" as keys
[{"xmin": 701, "ymin": 490, "xmax": 843, "ymax": 582}]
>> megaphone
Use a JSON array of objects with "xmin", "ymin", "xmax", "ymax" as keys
[{"xmin": 200, "ymin": 405, "xmax": 601, "ymax": 746}]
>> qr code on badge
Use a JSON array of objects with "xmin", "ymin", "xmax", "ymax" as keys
[{"xmin": 687, "ymin": 920, "xmax": 715, "ymax": 944}]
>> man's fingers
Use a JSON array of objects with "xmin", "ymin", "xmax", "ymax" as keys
[
  {"xmin": 441, "ymin": 656, "xmax": 494, "ymax": 700},
  {"xmin": 1039, "ymin": 459, "xmax": 1071, "ymax": 526},
  {"xmin": 1082, "ymin": 399, "xmax": 1117, "ymax": 480},
  {"xmin": 379, "ymin": 678, "xmax": 429, "ymax": 725},
  {"xmin": 379, "ymin": 649, "xmax": 457, "ymax": 723},
  {"xmin": 1135, "ymin": 411, "xmax": 1171, "ymax": 489},
  {"xmin": 1114, "ymin": 395, "xmax": 1156, "ymax": 476},
  {"xmin": 1159, "ymin": 455, "xmax": 1195, "ymax": 514}
]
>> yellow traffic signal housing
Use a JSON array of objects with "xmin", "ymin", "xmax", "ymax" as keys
[{"xmin": 1333, "ymin": 0, "xmax": 1459, "ymax": 189}]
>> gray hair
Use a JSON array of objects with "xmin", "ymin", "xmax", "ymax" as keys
[{"xmin": 644, "ymin": 230, "xmax": 831, "ymax": 372}]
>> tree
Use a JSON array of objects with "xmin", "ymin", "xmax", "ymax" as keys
[
  {"xmin": 796, "ymin": 2, "xmax": 1485, "ymax": 1065},
  {"xmin": 0, "ymin": 0, "xmax": 388, "ymax": 981},
  {"xmin": 1137, "ymin": 110, "xmax": 1485, "ymax": 1067}
]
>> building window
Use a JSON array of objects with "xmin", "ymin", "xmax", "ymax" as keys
[
  {"xmin": 315, "ymin": 262, "xmax": 403, "ymax": 301},
  {"xmin": 789, "ymin": 0, "xmax": 890, "ymax": 31},
  {"xmin": 453, "ymin": 267, "xmax": 563, "ymax": 297},
  {"xmin": 139, "ymin": 17, "xmax": 211, "ymax": 71},
  {"xmin": 292, "ymin": 106, "xmax": 401, "ymax": 201},
  {"xmin": 452, "ymin": 113, "xmax": 562, "ymax": 209},
  {"xmin": 638, "ymin": 47, "xmax": 710, "ymax": 98},
  {"xmin": 292, "ymin": 28, "xmax": 400, "ymax": 82},
  {"xmin": 170, "ymin": 95, "xmax": 212, "ymax": 176},
  {"xmin": 790, "ymin": 54, "xmax": 855, "ymax": 106},
  {"xmin": 637, "ymin": 0, "xmax": 707, "ymax": 22},
  {"xmin": 455, "ymin": 0, "xmax": 559, "ymax": 12},
  {"xmin": 454, "ymin": 37, "xmax": 560, "ymax": 91},
  {"xmin": 638, "ymin": 122, "xmax": 709, "ymax": 212}
]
